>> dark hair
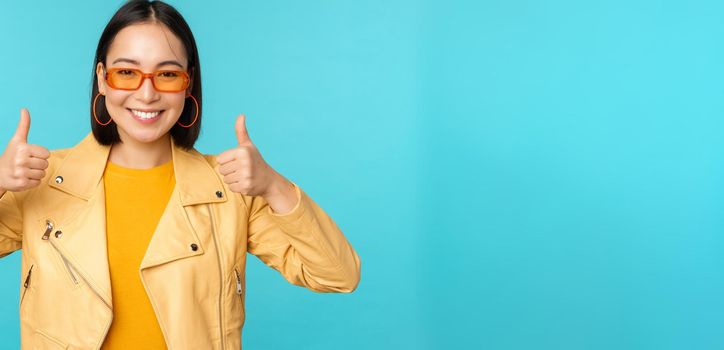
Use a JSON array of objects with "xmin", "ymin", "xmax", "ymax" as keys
[{"xmin": 90, "ymin": 0, "xmax": 201, "ymax": 149}]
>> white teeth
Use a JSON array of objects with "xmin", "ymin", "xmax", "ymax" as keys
[{"xmin": 131, "ymin": 109, "xmax": 161, "ymax": 119}]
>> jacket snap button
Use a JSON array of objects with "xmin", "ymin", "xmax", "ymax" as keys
[
  {"xmin": 215, "ymin": 191, "xmax": 223, "ymax": 198},
  {"xmin": 54, "ymin": 231, "xmax": 63, "ymax": 239},
  {"xmin": 190, "ymin": 243, "xmax": 198, "ymax": 251},
  {"xmin": 55, "ymin": 176, "xmax": 64, "ymax": 184}
]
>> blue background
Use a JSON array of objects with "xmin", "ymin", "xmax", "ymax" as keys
[{"xmin": 1, "ymin": 0, "xmax": 723, "ymax": 349}]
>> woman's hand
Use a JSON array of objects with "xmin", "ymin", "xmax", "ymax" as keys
[
  {"xmin": 0, "ymin": 109, "xmax": 50, "ymax": 192},
  {"xmin": 217, "ymin": 115, "xmax": 298, "ymax": 214}
]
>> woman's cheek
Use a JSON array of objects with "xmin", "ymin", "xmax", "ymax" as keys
[{"xmin": 104, "ymin": 94, "xmax": 129, "ymax": 118}]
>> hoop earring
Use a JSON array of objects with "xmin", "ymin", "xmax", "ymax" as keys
[
  {"xmin": 177, "ymin": 94, "xmax": 199, "ymax": 128},
  {"xmin": 93, "ymin": 93, "xmax": 113, "ymax": 126}
]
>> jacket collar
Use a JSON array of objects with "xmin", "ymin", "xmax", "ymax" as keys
[{"xmin": 49, "ymin": 132, "xmax": 227, "ymax": 206}]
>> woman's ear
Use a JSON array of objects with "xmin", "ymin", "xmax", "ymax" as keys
[{"xmin": 95, "ymin": 62, "xmax": 106, "ymax": 95}]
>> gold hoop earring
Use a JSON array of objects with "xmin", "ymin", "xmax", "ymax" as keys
[
  {"xmin": 93, "ymin": 93, "xmax": 113, "ymax": 126},
  {"xmin": 177, "ymin": 94, "xmax": 199, "ymax": 128}
]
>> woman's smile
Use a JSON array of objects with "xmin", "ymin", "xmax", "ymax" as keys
[{"xmin": 127, "ymin": 108, "xmax": 165, "ymax": 123}]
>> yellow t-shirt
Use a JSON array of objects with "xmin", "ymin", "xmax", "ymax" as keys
[{"xmin": 100, "ymin": 159, "xmax": 175, "ymax": 350}]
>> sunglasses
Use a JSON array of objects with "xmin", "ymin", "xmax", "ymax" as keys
[{"xmin": 105, "ymin": 67, "xmax": 191, "ymax": 93}]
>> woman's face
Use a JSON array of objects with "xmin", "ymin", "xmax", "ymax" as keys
[{"xmin": 96, "ymin": 22, "xmax": 191, "ymax": 145}]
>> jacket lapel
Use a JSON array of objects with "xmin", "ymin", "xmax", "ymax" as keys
[
  {"xmin": 46, "ymin": 132, "xmax": 228, "ymax": 307},
  {"xmin": 139, "ymin": 137, "xmax": 227, "ymax": 270}
]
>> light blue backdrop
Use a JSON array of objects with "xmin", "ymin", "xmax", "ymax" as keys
[{"xmin": 1, "ymin": 0, "xmax": 723, "ymax": 349}]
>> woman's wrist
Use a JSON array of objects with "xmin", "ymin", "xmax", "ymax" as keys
[{"xmin": 262, "ymin": 172, "xmax": 298, "ymax": 215}]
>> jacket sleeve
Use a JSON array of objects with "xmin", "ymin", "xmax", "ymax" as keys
[
  {"xmin": 0, "ymin": 190, "xmax": 23, "ymax": 258},
  {"xmin": 246, "ymin": 182, "xmax": 361, "ymax": 293}
]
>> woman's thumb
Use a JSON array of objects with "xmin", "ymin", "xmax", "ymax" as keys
[{"xmin": 13, "ymin": 108, "xmax": 31, "ymax": 143}]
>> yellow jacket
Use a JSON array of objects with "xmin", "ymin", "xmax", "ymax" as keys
[{"xmin": 0, "ymin": 132, "xmax": 361, "ymax": 349}]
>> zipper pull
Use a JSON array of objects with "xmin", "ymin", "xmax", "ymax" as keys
[
  {"xmin": 41, "ymin": 220, "xmax": 54, "ymax": 240},
  {"xmin": 24, "ymin": 265, "xmax": 33, "ymax": 288},
  {"xmin": 234, "ymin": 269, "xmax": 243, "ymax": 295}
]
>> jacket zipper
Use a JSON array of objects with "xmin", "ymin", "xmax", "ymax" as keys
[
  {"xmin": 207, "ymin": 204, "xmax": 226, "ymax": 350},
  {"xmin": 45, "ymin": 227, "xmax": 114, "ymax": 348},
  {"xmin": 47, "ymin": 237, "xmax": 113, "ymax": 309},
  {"xmin": 42, "ymin": 223, "xmax": 105, "ymax": 307},
  {"xmin": 20, "ymin": 264, "xmax": 34, "ymax": 305},
  {"xmin": 60, "ymin": 254, "xmax": 79, "ymax": 285},
  {"xmin": 234, "ymin": 268, "xmax": 243, "ymax": 302},
  {"xmin": 43, "ymin": 220, "xmax": 78, "ymax": 285},
  {"xmin": 41, "ymin": 220, "xmax": 53, "ymax": 240}
]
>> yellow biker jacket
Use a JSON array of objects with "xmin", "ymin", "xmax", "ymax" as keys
[{"xmin": 0, "ymin": 132, "xmax": 361, "ymax": 349}]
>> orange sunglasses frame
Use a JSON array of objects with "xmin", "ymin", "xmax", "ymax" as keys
[{"xmin": 105, "ymin": 67, "xmax": 191, "ymax": 93}]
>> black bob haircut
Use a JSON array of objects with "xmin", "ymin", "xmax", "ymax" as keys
[{"xmin": 90, "ymin": 0, "xmax": 202, "ymax": 150}]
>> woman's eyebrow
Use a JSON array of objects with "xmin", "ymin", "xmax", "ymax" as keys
[{"xmin": 111, "ymin": 57, "xmax": 184, "ymax": 69}]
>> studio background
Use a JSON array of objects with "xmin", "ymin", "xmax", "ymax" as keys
[{"xmin": 1, "ymin": 0, "xmax": 723, "ymax": 349}]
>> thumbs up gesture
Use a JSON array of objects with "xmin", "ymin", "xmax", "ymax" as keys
[
  {"xmin": 0, "ymin": 109, "xmax": 51, "ymax": 192},
  {"xmin": 217, "ymin": 115, "xmax": 280, "ymax": 197}
]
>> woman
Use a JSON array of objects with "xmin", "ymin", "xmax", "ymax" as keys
[{"xmin": 0, "ymin": 1, "xmax": 361, "ymax": 349}]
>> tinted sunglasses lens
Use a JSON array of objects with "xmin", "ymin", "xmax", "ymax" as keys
[
  {"xmin": 154, "ymin": 71, "xmax": 188, "ymax": 92},
  {"xmin": 108, "ymin": 69, "xmax": 142, "ymax": 89}
]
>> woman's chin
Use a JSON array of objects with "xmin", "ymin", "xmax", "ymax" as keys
[{"xmin": 118, "ymin": 127, "xmax": 170, "ymax": 145}]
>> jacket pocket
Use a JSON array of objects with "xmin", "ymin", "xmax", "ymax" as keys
[
  {"xmin": 34, "ymin": 329, "xmax": 68, "ymax": 349},
  {"xmin": 48, "ymin": 242, "xmax": 82, "ymax": 289},
  {"xmin": 225, "ymin": 265, "xmax": 246, "ymax": 342},
  {"xmin": 58, "ymin": 254, "xmax": 80, "ymax": 288},
  {"xmin": 234, "ymin": 267, "xmax": 243, "ymax": 305},
  {"xmin": 20, "ymin": 264, "xmax": 33, "ymax": 307}
]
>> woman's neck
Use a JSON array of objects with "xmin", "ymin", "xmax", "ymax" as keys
[{"xmin": 108, "ymin": 133, "xmax": 172, "ymax": 169}]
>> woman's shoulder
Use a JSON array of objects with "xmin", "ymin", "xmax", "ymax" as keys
[
  {"xmin": 49, "ymin": 147, "xmax": 73, "ymax": 160},
  {"xmin": 200, "ymin": 153, "xmax": 219, "ymax": 167},
  {"xmin": 47, "ymin": 147, "xmax": 73, "ymax": 172}
]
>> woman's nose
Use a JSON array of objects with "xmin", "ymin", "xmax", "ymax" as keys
[{"xmin": 137, "ymin": 76, "xmax": 160, "ymax": 102}]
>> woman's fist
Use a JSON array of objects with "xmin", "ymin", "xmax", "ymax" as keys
[
  {"xmin": 217, "ymin": 115, "xmax": 278, "ymax": 197},
  {"xmin": 0, "ymin": 109, "xmax": 50, "ymax": 192}
]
